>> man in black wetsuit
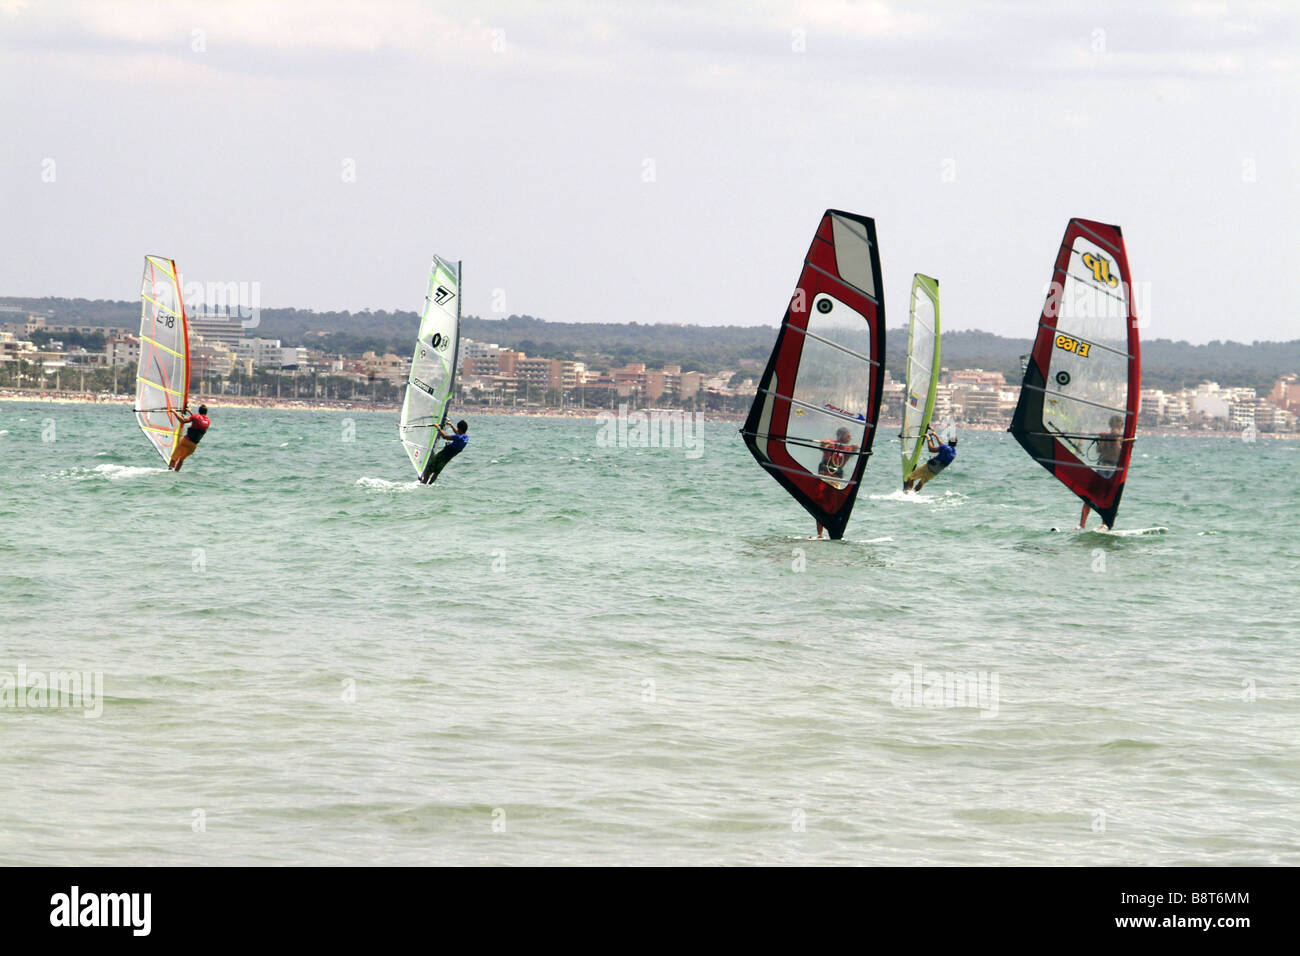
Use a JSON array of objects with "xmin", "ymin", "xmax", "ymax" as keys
[{"xmin": 421, "ymin": 419, "xmax": 468, "ymax": 484}]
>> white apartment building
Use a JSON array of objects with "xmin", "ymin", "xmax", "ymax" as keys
[
  {"xmin": 280, "ymin": 347, "xmax": 309, "ymax": 369},
  {"xmin": 236, "ymin": 337, "xmax": 285, "ymax": 368}
]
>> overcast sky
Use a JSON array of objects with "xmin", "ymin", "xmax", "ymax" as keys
[{"xmin": 2, "ymin": 0, "xmax": 1296, "ymax": 343}]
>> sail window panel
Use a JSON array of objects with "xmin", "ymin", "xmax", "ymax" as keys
[
  {"xmin": 1058, "ymin": 237, "xmax": 1130, "ymax": 351},
  {"xmin": 786, "ymin": 306, "xmax": 871, "ymax": 477},
  {"xmin": 803, "ymin": 293, "xmax": 872, "ymax": 367},
  {"xmin": 783, "ymin": 405, "xmax": 868, "ymax": 481},
  {"xmin": 1045, "ymin": 238, "xmax": 1131, "ymax": 465}
]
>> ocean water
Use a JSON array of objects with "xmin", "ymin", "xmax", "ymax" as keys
[{"xmin": 0, "ymin": 401, "xmax": 1296, "ymax": 865}]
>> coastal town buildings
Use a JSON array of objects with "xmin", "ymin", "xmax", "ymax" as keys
[
  {"xmin": 455, "ymin": 342, "xmax": 717, "ymax": 405},
  {"xmin": 0, "ymin": 312, "xmax": 1295, "ymax": 428}
]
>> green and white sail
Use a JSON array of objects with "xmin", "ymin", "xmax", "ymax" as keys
[
  {"xmin": 399, "ymin": 255, "xmax": 462, "ymax": 480},
  {"xmin": 900, "ymin": 273, "xmax": 941, "ymax": 482}
]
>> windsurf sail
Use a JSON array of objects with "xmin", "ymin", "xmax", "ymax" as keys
[
  {"xmin": 900, "ymin": 273, "xmax": 940, "ymax": 483},
  {"xmin": 1009, "ymin": 218, "xmax": 1141, "ymax": 527},
  {"xmin": 134, "ymin": 255, "xmax": 190, "ymax": 463},
  {"xmin": 740, "ymin": 210, "xmax": 886, "ymax": 539},
  {"xmin": 399, "ymin": 255, "xmax": 462, "ymax": 480}
]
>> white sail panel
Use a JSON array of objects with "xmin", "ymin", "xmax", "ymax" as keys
[
  {"xmin": 784, "ymin": 293, "xmax": 873, "ymax": 484},
  {"xmin": 134, "ymin": 255, "xmax": 189, "ymax": 462},
  {"xmin": 399, "ymin": 256, "xmax": 462, "ymax": 478},
  {"xmin": 1043, "ymin": 236, "xmax": 1131, "ymax": 467}
]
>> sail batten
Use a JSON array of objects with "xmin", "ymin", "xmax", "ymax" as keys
[
  {"xmin": 133, "ymin": 255, "xmax": 189, "ymax": 463},
  {"xmin": 784, "ymin": 325, "xmax": 880, "ymax": 365},
  {"xmin": 399, "ymin": 255, "xmax": 462, "ymax": 480},
  {"xmin": 741, "ymin": 210, "xmax": 886, "ymax": 539},
  {"xmin": 755, "ymin": 460, "xmax": 861, "ymax": 486},
  {"xmin": 1009, "ymin": 218, "xmax": 1141, "ymax": 527},
  {"xmin": 739, "ymin": 430, "xmax": 874, "ymax": 457},
  {"xmin": 754, "ymin": 387, "xmax": 880, "ymax": 426}
]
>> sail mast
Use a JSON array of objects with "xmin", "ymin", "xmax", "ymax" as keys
[{"xmin": 446, "ymin": 259, "xmax": 461, "ymax": 432}]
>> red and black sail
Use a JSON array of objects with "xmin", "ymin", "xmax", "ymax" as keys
[
  {"xmin": 1010, "ymin": 218, "xmax": 1141, "ymax": 527},
  {"xmin": 741, "ymin": 210, "xmax": 886, "ymax": 539}
]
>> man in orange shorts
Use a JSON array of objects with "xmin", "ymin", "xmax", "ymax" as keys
[{"xmin": 169, "ymin": 404, "xmax": 211, "ymax": 472}]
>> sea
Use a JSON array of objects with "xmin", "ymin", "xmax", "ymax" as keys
[{"xmin": 0, "ymin": 401, "xmax": 1296, "ymax": 865}]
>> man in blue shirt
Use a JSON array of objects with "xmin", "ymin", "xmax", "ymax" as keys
[
  {"xmin": 421, "ymin": 419, "xmax": 469, "ymax": 484},
  {"xmin": 904, "ymin": 425, "xmax": 957, "ymax": 492}
]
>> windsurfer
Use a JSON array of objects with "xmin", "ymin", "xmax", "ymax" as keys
[
  {"xmin": 903, "ymin": 426, "xmax": 956, "ymax": 492},
  {"xmin": 169, "ymin": 405, "xmax": 210, "ymax": 472},
  {"xmin": 421, "ymin": 419, "xmax": 469, "ymax": 484},
  {"xmin": 814, "ymin": 426, "xmax": 858, "ymax": 538},
  {"xmin": 1079, "ymin": 415, "xmax": 1125, "ymax": 529}
]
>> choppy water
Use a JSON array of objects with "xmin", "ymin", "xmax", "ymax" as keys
[{"xmin": 0, "ymin": 401, "xmax": 1296, "ymax": 865}]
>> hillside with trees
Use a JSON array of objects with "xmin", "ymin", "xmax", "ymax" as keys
[{"xmin": 3, "ymin": 296, "xmax": 1296, "ymax": 391}]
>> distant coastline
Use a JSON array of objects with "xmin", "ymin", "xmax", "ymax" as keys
[
  {"xmin": 0, "ymin": 389, "xmax": 387, "ymax": 415},
  {"xmin": 2, "ymin": 389, "xmax": 1295, "ymax": 438},
  {"xmin": 5, "ymin": 295, "xmax": 1298, "ymax": 392}
]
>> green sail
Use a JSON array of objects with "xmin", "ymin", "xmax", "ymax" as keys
[{"xmin": 900, "ymin": 273, "xmax": 941, "ymax": 482}]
